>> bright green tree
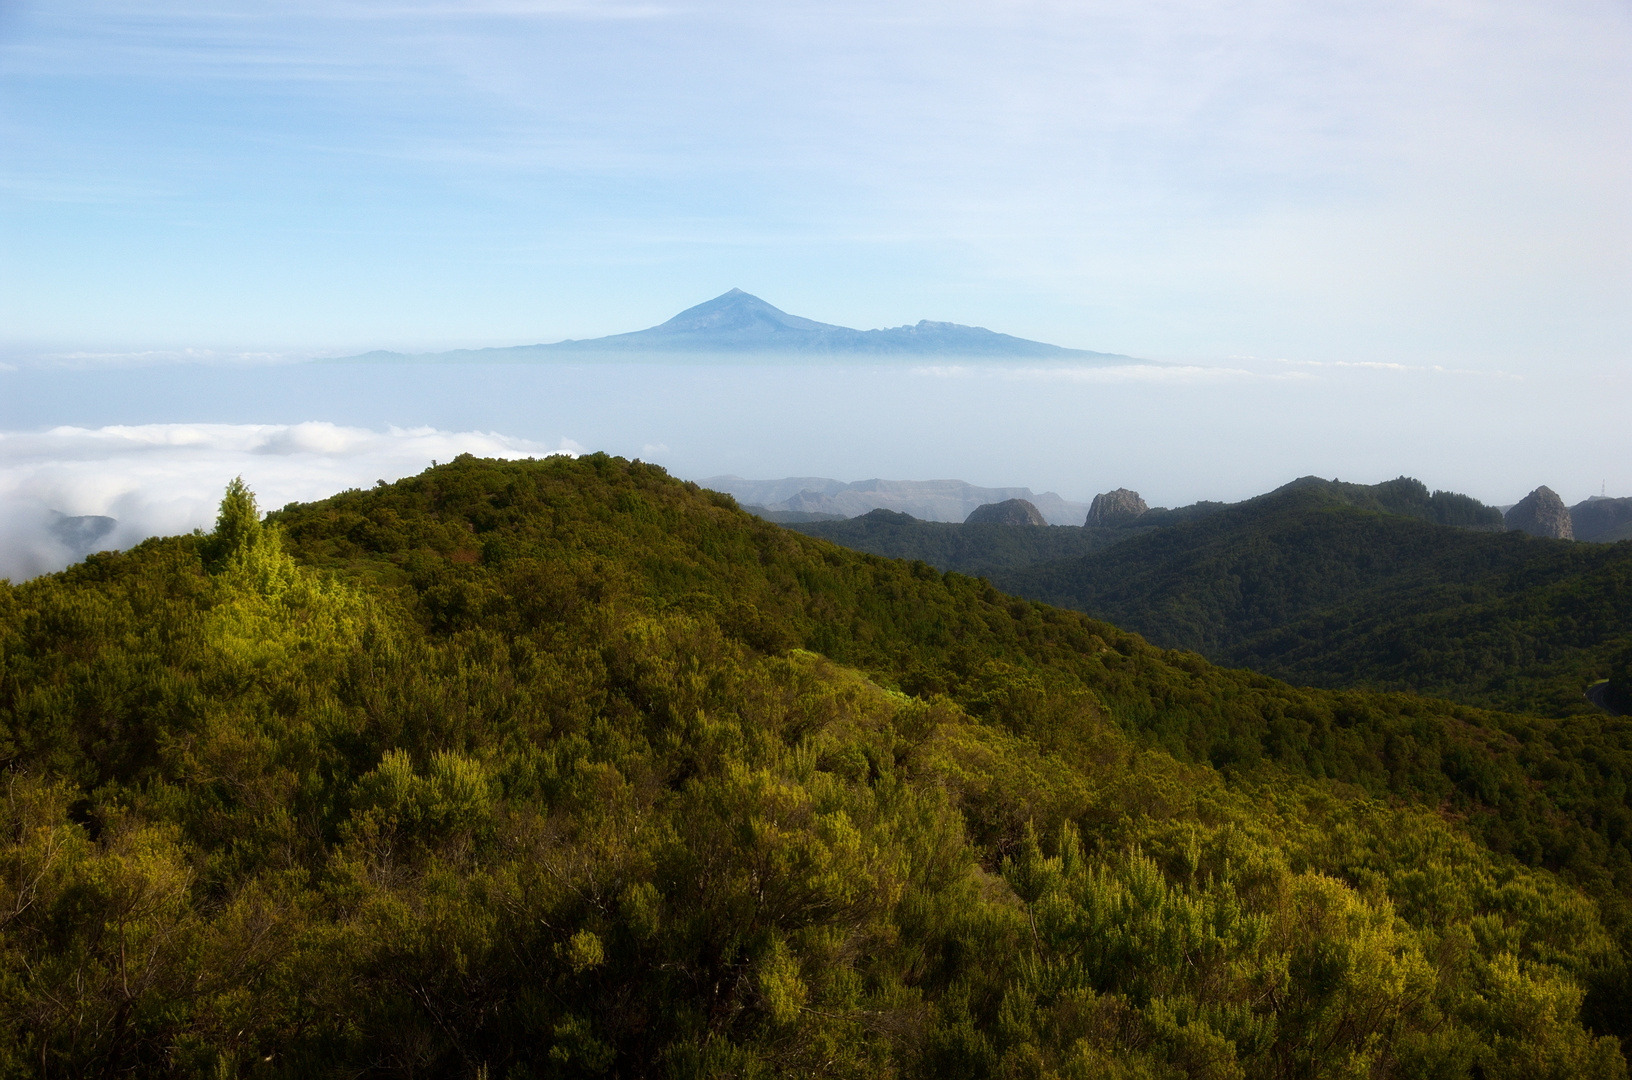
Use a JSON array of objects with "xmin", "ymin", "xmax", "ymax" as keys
[{"xmin": 202, "ymin": 476, "xmax": 264, "ymax": 572}]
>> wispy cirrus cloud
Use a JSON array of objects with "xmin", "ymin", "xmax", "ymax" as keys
[{"xmin": 0, "ymin": 422, "xmax": 578, "ymax": 581}]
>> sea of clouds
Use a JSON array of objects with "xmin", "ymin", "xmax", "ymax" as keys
[{"xmin": 0, "ymin": 422, "xmax": 580, "ymax": 581}]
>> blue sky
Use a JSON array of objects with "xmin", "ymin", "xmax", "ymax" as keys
[
  {"xmin": 1, "ymin": 0, "xmax": 1630, "ymax": 577},
  {"xmin": 5, "ymin": 0, "xmax": 1628, "ymax": 363}
]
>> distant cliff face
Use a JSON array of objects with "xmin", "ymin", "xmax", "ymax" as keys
[
  {"xmin": 964, "ymin": 499, "xmax": 1047, "ymax": 526},
  {"xmin": 1571, "ymin": 497, "xmax": 1632, "ymax": 543},
  {"xmin": 1086, "ymin": 488, "xmax": 1149, "ymax": 527},
  {"xmin": 1505, "ymin": 486, "xmax": 1573, "ymax": 540}
]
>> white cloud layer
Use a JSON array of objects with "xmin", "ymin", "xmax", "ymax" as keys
[
  {"xmin": 0, "ymin": 422, "xmax": 573, "ymax": 581},
  {"xmin": 1268, "ymin": 358, "xmax": 1523, "ymax": 380},
  {"xmin": 910, "ymin": 363, "xmax": 1268, "ymax": 384}
]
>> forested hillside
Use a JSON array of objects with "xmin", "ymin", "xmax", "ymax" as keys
[
  {"xmin": 794, "ymin": 481, "xmax": 1631, "ymax": 718},
  {"xmin": 3, "ymin": 455, "xmax": 1631, "ymax": 1077},
  {"xmin": 997, "ymin": 488, "xmax": 1632, "ymax": 717}
]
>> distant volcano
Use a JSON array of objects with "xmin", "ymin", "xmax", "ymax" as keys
[
  {"xmin": 550, "ymin": 289, "xmax": 1126, "ymax": 358},
  {"xmin": 340, "ymin": 290, "xmax": 1136, "ymax": 362}
]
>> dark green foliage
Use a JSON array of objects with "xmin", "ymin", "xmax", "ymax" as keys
[
  {"xmin": 996, "ymin": 486, "xmax": 1632, "ymax": 717},
  {"xmin": 0, "ymin": 457, "xmax": 1628, "ymax": 1078},
  {"xmin": 800, "ymin": 481, "xmax": 1628, "ymax": 719},
  {"xmin": 1270, "ymin": 475, "xmax": 1506, "ymax": 529},
  {"xmin": 1134, "ymin": 499, "xmax": 1232, "ymax": 528},
  {"xmin": 789, "ymin": 508, "xmax": 1132, "ymax": 578},
  {"xmin": 1607, "ymin": 647, "xmax": 1632, "ymax": 715}
]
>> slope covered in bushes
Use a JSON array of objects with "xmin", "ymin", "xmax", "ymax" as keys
[{"xmin": 1, "ymin": 455, "xmax": 1629, "ymax": 1077}]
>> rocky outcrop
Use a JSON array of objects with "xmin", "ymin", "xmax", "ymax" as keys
[
  {"xmin": 1505, "ymin": 487, "xmax": 1573, "ymax": 540},
  {"xmin": 1085, "ymin": 488, "xmax": 1149, "ymax": 527},
  {"xmin": 1570, "ymin": 497, "xmax": 1632, "ymax": 543},
  {"xmin": 965, "ymin": 499, "xmax": 1048, "ymax": 526}
]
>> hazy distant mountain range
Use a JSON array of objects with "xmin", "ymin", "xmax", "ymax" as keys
[
  {"xmin": 702, "ymin": 475, "xmax": 1092, "ymax": 526},
  {"xmin": 338, "ymin": 290, "xmax": 1136, "ymax": 362},
  {"xmin": 706, "ymin": 473, "xmax": 1632, "ymax": 534}
]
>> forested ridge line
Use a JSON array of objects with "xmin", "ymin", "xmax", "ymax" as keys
[
  {"xmin": 792, "ymin": 482, "xmax": 1632, "ymax": 719},
  {"xmin": 994, "ymin": 488, "xmax": 1632, "ymax": 718},
  {"xmin": 0, "ymin": 454, "xmax": 1628, "ymax": 1077},
  {"xmin": 785, "ymin": 474, "xmax": 1502, "ymax": 580}
]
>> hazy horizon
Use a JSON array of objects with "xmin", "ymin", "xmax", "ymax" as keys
[
  {"xmin": 2, "ymin": 342, "xmax": 1627, "ymax": 579},
  {"xmin": 2, "ymin": 0, "xmax": 1629, "ymax": 578}
]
